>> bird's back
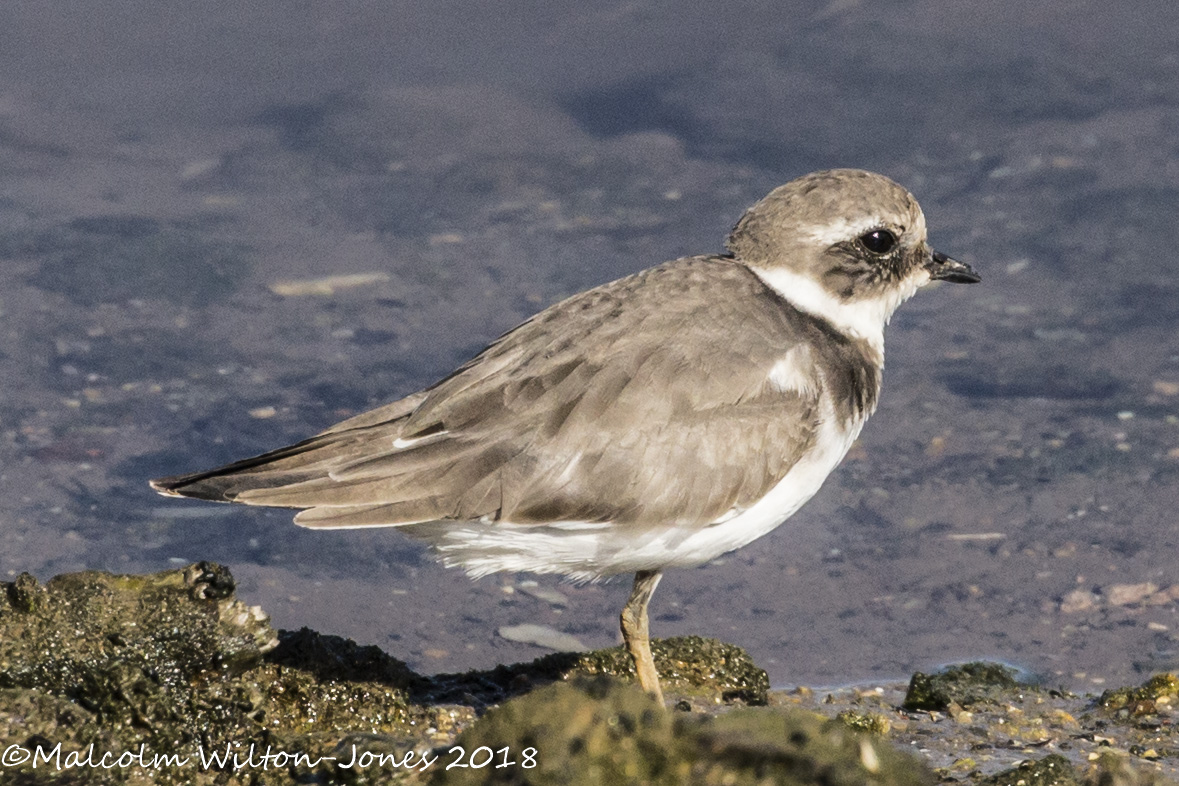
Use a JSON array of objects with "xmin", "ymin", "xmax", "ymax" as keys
[{"xmin": 152, "ymin": 255, "xmax": 870, "ymax": 532}]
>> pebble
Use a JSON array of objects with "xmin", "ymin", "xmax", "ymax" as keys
[
  {"xmin": 1153, "ymin": 380, "xmax": 1179, "ymax": 396},
  {"xmin": 1106, "ymin": 582, "xmax": 1159, "ymax": 606},
  {"xmin": 497, "ymin": 624, "xmax": 589, "ymax": 652},
  {"xmin": 515, "ymin": 582, "xmax": 571, "ymax": 607},
  {"xmin": 1059, "ymin": 589, "xmax": 1098, "ymax": 614},
  {"xmin": 268, "ymin": 272, "xmax": 390, "ymax": 296}
]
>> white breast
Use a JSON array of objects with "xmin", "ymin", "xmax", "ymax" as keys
[{"xmin": 639, "ymin": 389, "xmax": 864, "ymax": 569}]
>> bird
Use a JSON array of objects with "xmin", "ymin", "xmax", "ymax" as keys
[{"xmin": 151, "ymin": 168, "xmax": 979, "ymax": 705}]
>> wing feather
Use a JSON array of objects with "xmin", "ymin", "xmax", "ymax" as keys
[{"xmin": 153, "ymin": 257, "xmax": 832, "ymax": 529}]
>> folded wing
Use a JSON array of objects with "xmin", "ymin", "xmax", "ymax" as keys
[{"xmin": 151, "ymin": 257, "xmax": 824, "ymax": 529}]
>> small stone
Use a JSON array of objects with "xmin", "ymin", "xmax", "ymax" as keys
[
  {"xmin": 515, "ymin": 584, "xmax": 570, "ymax": 607},
  {"xmin": 1106, "ymin": 582, "xmax": 1159, "ymax": 606},
  {"xmin": 946, "ymin": 701, "xmax": 973, "ymax": 722},
  {"xmin": 269, "ymin": 272, "xmax": 391, "ymax": 296},
  {"xmin": 1060, "ymin": 589, "xmax": 1098, "ymax": 613},
  {"xmin": 1153, "ymin": 380, "xmax": 1179, "ymax": 396},
  {"xmin": 497, "ymin": 623, "xmax": 589, "ymax": 652}
]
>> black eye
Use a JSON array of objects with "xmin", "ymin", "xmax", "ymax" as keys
[{"xmin": 858, "ymin": 229, "xmax": 897, "ymax": 255}]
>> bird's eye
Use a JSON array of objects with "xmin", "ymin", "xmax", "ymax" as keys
[{"xmin": 858, "ymin": 229, "xmax": 897, "ymax": 255}]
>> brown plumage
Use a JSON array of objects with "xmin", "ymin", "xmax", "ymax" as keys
[{"xmin": 153, "ymin": 257, "xmax": 862, "ymax": 529}]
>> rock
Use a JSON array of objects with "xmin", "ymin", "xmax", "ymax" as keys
[
  {"xmin": 4, "ymin": 571, "xmax": 45, "ymax": 612},
  {"xmin": 1098, "ymin": 673, "xmax": 1179, "ymax": 715},
  {"xmin": 1106, "ymin": 582, "xmax": 1160, "ymax": 607},
  {"xmin": 562, "ymin": 635, "xmax": 770, "ymax": 706},
  {"xmin": 514, "ymin": 582, "xmax": 571, "ymax": 607},
  {"xmin": 0, "ymin": 562, "xmax": 277, "ymax": 699},
  {"xmin": 903, "ymin": 661, "xmax": 1028, "ymax": 711},
  {"xmin": 1059, "ymin": 588, "xmax": 1099, "ymax": 613},
  {"xmin": 13, "ymin": 564, "xmax": 1168, "ymax": 785},
  {"xmin": 977, "ymin": 753, "xmax": 1078, "ymax": 786},
  {"xmin": 423, "ymin": 635, "xmax": 770, "ymax": 709},
  {"xmin": 432, "ymin": 676, "xmax": 934, "ymax": 785},
  {"xmin": 497, "ymin": 623, "xmax": 589, "ymax": 652},
  {"xmin": 0, "ymin": 564, "xmax": 428, "ymax": 785},
  {"xmin": 269, "ymin": 271, "xmax": 391, "ymax": 296}
]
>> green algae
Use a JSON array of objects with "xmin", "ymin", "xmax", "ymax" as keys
[
  {"xmin": 422, "ymin": 634, "xmax": 769, "ymax": 710},
  {"xmin": 903, "ymin": 661, "xmax": 1028, "ymax": 711},
  {"xmin": 6, "ymin": 564, "xmax": 1172, "ymax": 785},
  {"xmin": 5, "ymin": 572, "xmax": 45, "ymax": 613},
  {"xmin": 558, "ymin": 635, "xmax": 770, "ymax": 705},
  {"xmin": 1099, "ymin": 674, "xmax": 1179, "ymax": 715},
  {"xmin": 0, "ymin": 564, "xmax": 427, "ymax": 785},
  {"xmin": 976, "ymin": 751, "xmax": 1171, "ymax": 786},
  {"xmin": 834, "ymin": 708, "xmax": 891, "ymax": 735},
  {"xmin": 977, "ymin": 753, "xmax": 1079, "ymax": 786},
  {"xmin": 0, "ymin": 563, "xmax": 276, "ymax": 734},
  {"xmin": 0, "ymin": 564, "xmax": 781, "ymax": 785},
  {"xmin": 432, "ymin": 676, "xmax": 933, "ymax": 786}
]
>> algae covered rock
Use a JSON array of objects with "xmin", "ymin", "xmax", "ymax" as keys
[
  {"xmin": 0, "ymin": 564, "xmax": 428, "ymax": 785},
  {"xmin": 977, "ymin": 753, "xmax": 1078, "ymax": 786},
  {"xmin": 969, "ymin": 751, "xmax": 1160, "ymax": 786},
  {"xmin": 0, "ymin": 563, "xmax": 280, "ymax": 783},
  {"xmin": 1098, "ymin": 673, "xmax": 1179, "ymax": 716},
  {"xmin": 903, "ymin": 661, "xmax": 1029, "ymax": 711},
  {"xmin": 6, "ymin": 564, "xmax": 1082, "ymax": 786},
  {"xmin": 424, "ymin": 634, "xmax": 769, "ymax": 709},
  {"xmin": 558, "ymin": 635, "xmax": 770, "ymax": 705},
  {"xmin": 0, "ymin": 563, "xmax": 276, "ymax": 731},
  {"xmin": 433, "ymin": 676, "xmax": 933, "ymax": 785}
]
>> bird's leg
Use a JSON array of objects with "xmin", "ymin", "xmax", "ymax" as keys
[{"xmin": 620, "ymin": 569, "xmax": 664, "ymax": 705}]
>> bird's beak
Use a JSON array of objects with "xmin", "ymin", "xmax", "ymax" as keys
[{"xmin": 926, "ymin": 250, "xmax": 980, "ymax": 284}]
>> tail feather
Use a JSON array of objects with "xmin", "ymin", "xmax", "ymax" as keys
[
  {"xmin": 294, "ymin": 499, "xmax": 447, "ymax": 528},
  {"xmin": 150, "ymin": 429, "xmax": 384, "ymax": 503},
  {"xmin": 147, "ymin": 413, "xmax": 503, "ymax": 527}
]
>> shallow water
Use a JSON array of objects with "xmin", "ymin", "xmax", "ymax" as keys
[{"xmin": 2, "ymin": 0, "xmax": 1178, "ymax": 691}]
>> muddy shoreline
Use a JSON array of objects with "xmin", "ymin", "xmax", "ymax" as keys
[{"xmin": 1, "ymin": 563, "xmax": 1174, "ymax": 785}]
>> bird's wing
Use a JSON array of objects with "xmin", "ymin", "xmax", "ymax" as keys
[{"xmin": 153, "ymin": 257, "xmax": 827, "ymax": 528}]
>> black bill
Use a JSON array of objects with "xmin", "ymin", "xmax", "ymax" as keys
[{"xmin": 926, "ymin": 250, "xmax": 981, "ymax": 284}]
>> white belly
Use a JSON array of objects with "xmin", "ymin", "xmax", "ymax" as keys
[{"xmin": 424, "ymin": 395, "xmax": 866, "ymax": 582}]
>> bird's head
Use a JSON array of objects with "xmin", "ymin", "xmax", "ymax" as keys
[{"xmin": 728, "ymin": 169, "xmax": 978, "ymax": 353}]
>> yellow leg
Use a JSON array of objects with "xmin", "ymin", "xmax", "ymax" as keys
[{"xmin": 620, "ymin": 569, "xmax": 664, "ymax": 705}]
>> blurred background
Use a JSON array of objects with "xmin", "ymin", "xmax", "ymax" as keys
[{"xmin": 1, "ymin": 0, "xmax": 1177, "ymax": 690}]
